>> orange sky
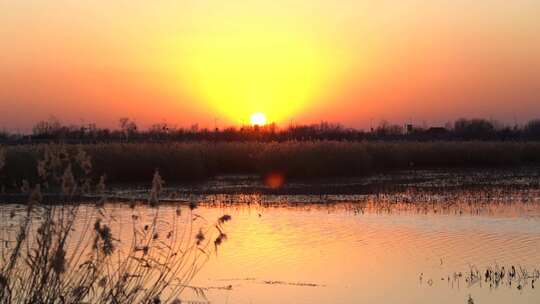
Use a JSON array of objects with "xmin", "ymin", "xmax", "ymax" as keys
[{"xmin": 1, "ymin": 0, "xmax": 540, "ymax": 131}]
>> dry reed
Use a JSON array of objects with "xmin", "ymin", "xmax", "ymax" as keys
[
  {"xmin": 0, "ymin": 145, "xmax": 231, "ymax": 304},
  {"xmin": 1, "ymin": 141, "xmax": 540, "ymax": 187}
]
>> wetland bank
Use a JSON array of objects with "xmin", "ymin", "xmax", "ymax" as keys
[{"xmin": 0, "ymin": 143, "xmax": 540, "ymax": 304}]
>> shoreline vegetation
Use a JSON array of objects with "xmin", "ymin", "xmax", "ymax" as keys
[
  {"xmin": 2, "ymin": 117, "xmax": 540, "ymax": 143},
  {"xmin": 0, "ymin": 142, "xmax": 231, "ymax": 303},
  {"xmin": 1, "ymin": 141, "xmax": 540, "ymax": 187}
]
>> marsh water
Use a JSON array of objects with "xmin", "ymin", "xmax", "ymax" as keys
[
  {"xmin": 156, "ymin": 194, "xmax": 539, "ymax": 304},
  {"xmin": 2, "ymin": 169, "xmax": 540, "ymax": 304}
]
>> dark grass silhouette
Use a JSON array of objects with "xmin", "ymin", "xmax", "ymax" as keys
[
  {"xmin": 2, "ymin": 117, "xmax": 540, "ymax": 144},
  {"xmin": 1, "ymin": 141, "xmax": 540, "ymax": 187},
  {"xmin": 0, "ymin": 145, "xmax": 231, "ymax": 303}
]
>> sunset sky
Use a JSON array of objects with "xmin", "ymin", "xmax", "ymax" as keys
[{"xmin": 1, "ymin": 0, "xmax": 540, "ymax": 131}]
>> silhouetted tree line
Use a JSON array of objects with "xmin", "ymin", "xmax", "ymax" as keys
[{"xmin": 2, "ymin": 117, "xmax": 540, "ymax": 144}]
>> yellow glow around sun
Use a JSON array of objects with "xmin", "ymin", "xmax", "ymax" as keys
[
  {"xmin": 250, "ymin": 112, "xmax": 267, "ymax": 126},
  {"xmin": 178, "ymin": 18, "xmax": 346, "ymax": 125}
]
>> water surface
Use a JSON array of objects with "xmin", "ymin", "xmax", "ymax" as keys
[
  {"xmin": 2, "ymin": 189, "xmax": 540, "ymax": 304},
  {"xmin": 184, "ymin": 199, "xmax": 540, "ymax": 304}
]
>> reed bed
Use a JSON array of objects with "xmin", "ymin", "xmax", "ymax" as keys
[
  {"xmin": 0, "ymin": 145, "xmax": 231, "ymax": 303},
  {"xmin": 1, "ymin": 141, "xmax": 540, "ymax": 186}
]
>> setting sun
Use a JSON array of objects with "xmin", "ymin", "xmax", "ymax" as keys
[{"xmin": 250, "ymin": 112, "xmax": 267, "ymax": 126}]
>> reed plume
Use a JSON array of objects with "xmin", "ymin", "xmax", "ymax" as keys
[{"xmin": 0, "ymin": 144, "xmax": 231, "ymax": 304}]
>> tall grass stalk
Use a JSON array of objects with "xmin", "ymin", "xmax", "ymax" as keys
[{"xmin": 0, "ymin": 145, "xmax": 230, "ymax": 303}]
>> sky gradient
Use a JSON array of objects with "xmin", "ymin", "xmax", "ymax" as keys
[{"xmin": 1, "ymin": 0, "xmax": 540, "ymax": 131}]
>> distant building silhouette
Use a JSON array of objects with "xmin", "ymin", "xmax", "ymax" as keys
[{"xmin": 406, "ymin": 124, "xmax": 414, "ymax": 134}]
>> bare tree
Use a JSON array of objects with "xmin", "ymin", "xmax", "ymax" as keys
[{"xmin": 119, "ymin": 118, "xmax": 138, "ymax": 141}]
